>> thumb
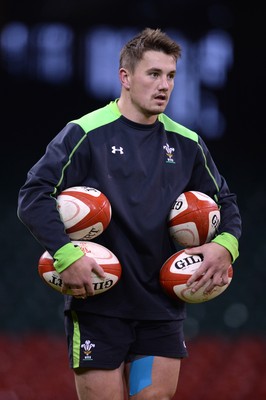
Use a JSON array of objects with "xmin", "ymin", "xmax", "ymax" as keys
[
  {"xmin": 91, "ymin": 262, "xmax": 106, "ymax": 279},
  {"xmin": 184, "ymin": 246, "xmax": 203, "ymax": 255}
]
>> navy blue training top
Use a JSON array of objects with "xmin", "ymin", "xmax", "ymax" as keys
[{"xmin": 17, "ymin": 100, "xmax": 242, "ymax": 320}]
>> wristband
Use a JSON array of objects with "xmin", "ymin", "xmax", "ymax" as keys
[{"xmin": 53, "ymin": 242, "xmax": 84, "ymax": 273}]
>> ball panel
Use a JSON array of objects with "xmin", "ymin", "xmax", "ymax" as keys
[
  {"xmin": 38, "ymin": 241, "xmax": 121, "ymax": 295},
  {"xmin": 38, "ymin": 251, "xmax": 64, "ymax": 292},
  {"xmin": 56, "ymin": 187, "xmax": 112, "ymax": 241},
  {"xmin": 61, "ymin": 192, "xmax": 111, "ymax": 232},
  {"xmin": 90, "ymin": 271, "xmax": 120, "ymax": 294},
  {"xmin": 168, "ymin": 222, "xmax": 200, "ymax": 247},
  {"xmin": 72, "ymin": 240, "xmax": 120, "ymax": 268},
  {"xmin": 168, "ymin": 191, "xmax": 220, "ymax": 247},
  {"xmin": 67, "ymin": 222, "xmax": 106, "ymax": 241},
  {"xmin": 160, "ymin": 250, "xmax": 233, "ymax": 303},
  {"xmin": 172, "ymin": 280, "xmax": 232, "ymax": 303},
  {"xmin": 41, "ymin": 269, "xmax": 64, "ymax": 292}
]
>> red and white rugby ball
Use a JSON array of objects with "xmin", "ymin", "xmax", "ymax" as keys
[
  {"xmin": 168, "ymin": 191, "xmax": 220, "ymax": 247},
  {"xmin": 160, "ymin": 249, "xmax": 233, "ymax": 303},
  {"xmin": 38, "ymin": 241, "xmax": 122, "ymax": 295},
  {"xmin": 56, "ymin": 186, "xmax": 112, "ymax": 241}
]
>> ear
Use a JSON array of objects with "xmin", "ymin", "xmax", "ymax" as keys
[{"xmin": 119, "ymin": 68, "xmax": 130, "ymax": 89}]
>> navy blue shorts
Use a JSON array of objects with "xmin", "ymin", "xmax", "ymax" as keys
[{"xmin": 64, "ymin": 311, "xmax": 188, "ymax": 369}]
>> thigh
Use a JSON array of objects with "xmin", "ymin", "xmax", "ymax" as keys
[
  {"xmin": 66, "ymin": 311, "xmax": 134, "ymax": 400},
  {"xmin": 125, "ymin": 356, "xmax": 181, "ymax": 400},
  {"xmin": 74, "ymin": 363, "xmax": 126, "ymax": 400},
  {"xmin": 124, "ymin": 319, "xmax": 187, "ymax": 399}
]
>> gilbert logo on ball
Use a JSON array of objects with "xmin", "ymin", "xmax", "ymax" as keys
[
  {"xmin": 160, "ymin": 249, "xmax": 233, "ymax": 303},
  {"xmin": 38, "ymin": 241, "xmax": 122, "ymax": 296},
  {"xmin": 168, "ymin": 191, "xmax": 220, "ymax": 247},
  {"xmin": 56, "ymin": 186, "xmax": 112, "ymax": 241}
]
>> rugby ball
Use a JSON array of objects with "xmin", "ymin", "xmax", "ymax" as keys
[
  {"xmin": 38, "ymin": 241, "xmax": 122, "ymax": 295},
  {"xmin": 160, "ymin": 249, "xmax": 233, "ymax": 303},
  {"xmin": 56, "ymin": 186, "xmax": 112, "ymax": 240},
  {"xmin": 168, "ymin": 191, "xmax": 220, "ymax": 247}
]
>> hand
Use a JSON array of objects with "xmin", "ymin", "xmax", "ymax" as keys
[
  {"xmin": 60, "ymin": 255, "xmax": 106, "ymax": 298},
  {"xmin": 185, "ymin": 242, "xmax": 232, "ymax": 294}
]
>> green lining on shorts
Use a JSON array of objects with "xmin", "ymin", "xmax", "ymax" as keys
[{"xmin": 71, "ymin": 311, "xmax": 81, "ymax": 368}]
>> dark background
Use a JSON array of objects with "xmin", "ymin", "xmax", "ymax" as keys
[
  {"xmin": 1, "ymin": 0, "xmax": 265, "ymax": 338},
  {"xmin": 1, "ymin": 1, "xmax": 266, "ymax": 399}
]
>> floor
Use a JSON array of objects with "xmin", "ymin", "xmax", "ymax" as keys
[{"xmin": 1, "ymin": 334, "xmax": 266, "ymax": 400}]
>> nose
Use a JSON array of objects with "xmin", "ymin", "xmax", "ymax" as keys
[{"xmin": 158, "ymin": 76, "xmax": 170, "ymax": 90}]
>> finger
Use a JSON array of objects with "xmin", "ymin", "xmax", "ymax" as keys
[
  {"xmin": 189, "ymin": 274, "xmax": 213, "ymax": 293},
  {"xmin": 187, "ymin": 268, "xmax": 207, "ymax": 286},
  {"xmin": 221, "ymin": 274, "xmax": 229, "ymax": 285},
  {"xmin": 70, "ymin": 287, "xmax": 87, "ymax": 296},
  {"xmin": 184, "ymin": 246, "xmax": 203, "ymax": 254},
  {"xmin": 212, "ymin": 275, "xmax": 229, "ymax": 287},
  {"xmin": 61, "ymin": 286, "xmax": 87, "ymax": 297},
  {"xmin": 91, "ymin": 263, "xmax": 106, "ymax": 280},
  {"xmin": 74, "ymin": 294, "xmax": 87, "ymax": 300},
  {"xmin": 61, "ymin": 284, "xmax": 74, "ymax": 295},
  {"xmin": 84, "ymin": 284, "xmax": 95, "ymax": 297},
  {"xmin": 203, "ymin": 278, "xmax": 227, "ymax": 295}
]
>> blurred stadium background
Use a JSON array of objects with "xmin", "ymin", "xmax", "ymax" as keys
[{"xmin": 1, "ymin": 0, "xmax": 265, "ymax": 399}]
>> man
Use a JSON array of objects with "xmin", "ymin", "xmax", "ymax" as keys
[{"xmin": 17, "ymin": 28, "xmax": 241, "ymax": 400}]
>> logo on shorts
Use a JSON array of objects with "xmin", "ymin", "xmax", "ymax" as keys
[{"xmin": 81, "ymin": 339, "xmax": 95, "ymax": 361}]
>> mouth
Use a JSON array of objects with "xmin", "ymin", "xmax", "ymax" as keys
[{"xmin": 154, "ymin": 94, "xmax": 167, "ymax": 105}]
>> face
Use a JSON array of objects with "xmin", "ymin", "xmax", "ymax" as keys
[{"xmin": 120, "ymin": 50, "xmax": 177, "ymax": 123}]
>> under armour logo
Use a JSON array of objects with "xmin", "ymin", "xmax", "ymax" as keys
[{"xmin": 111, "ymin": 146, "xmax": 124, "ymax": 154}]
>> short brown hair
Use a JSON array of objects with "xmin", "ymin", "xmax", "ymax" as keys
[{"xmin": 119, "ymin": 28, "xmax": 182, "ymax": 72}]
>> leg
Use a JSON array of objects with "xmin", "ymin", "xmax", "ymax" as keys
[
  {"xmin": 74, "ymin": 362, "xmax": 126, "ymax": 400},
  {"xmin": 124, "ymin": 356, "xmax": 181, "ymax": 400},
  {"xmin": 64, "ymin": 312, "xmax": 135, "ymax": 399}
]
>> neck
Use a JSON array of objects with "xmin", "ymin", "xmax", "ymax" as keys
[{"xmin": 117, "ymin": 97, "xmax": 158, "ymax": 125}]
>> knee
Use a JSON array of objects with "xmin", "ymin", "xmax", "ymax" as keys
[{"xmin": 133, "ymin": 386, "xmax": 176, "ymax": 400}]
